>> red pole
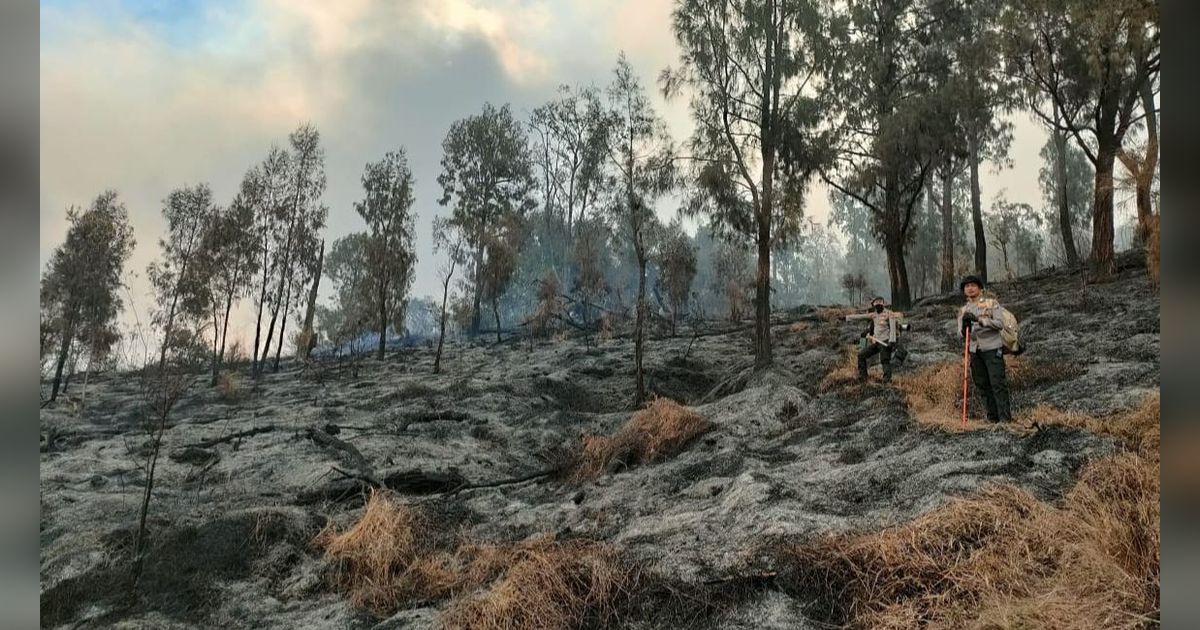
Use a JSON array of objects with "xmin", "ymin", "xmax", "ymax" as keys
[{"xmin": 961, "ymin": 327, "xmax": 971, "ymax": 428}]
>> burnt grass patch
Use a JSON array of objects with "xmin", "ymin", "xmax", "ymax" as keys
[{"xmin": 41, "ymin": 508, "xmax": 323, "ymax": 628}]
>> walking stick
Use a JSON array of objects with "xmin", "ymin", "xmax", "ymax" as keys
[{"xmin": 961, "ymin": 326, "xmax": 971, "ymax": 428}]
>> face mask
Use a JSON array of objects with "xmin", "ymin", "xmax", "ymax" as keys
[{"xmin": 873, "ymin": 304, "xmax": 884, "ymax": 313}]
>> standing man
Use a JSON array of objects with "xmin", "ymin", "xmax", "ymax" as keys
[
  {"xmin": 957, "ymin": 275, "xmax": 1012, "ymax": 422},
  {"xmin": 846, "ymin": 296, "xmax": 898, "ymax": 382}
]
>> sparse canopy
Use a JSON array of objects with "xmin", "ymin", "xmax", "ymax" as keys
[
  {"xmin": 40, "ymin": 190, "xmax": 135, "ymax": 402},
  {"xmin": 356, "ymin": 149, "xmax": 418, "ymax": 359},
  {"xmin": 438, "ymin": 103, "xmax": 537, "ymax": 335},
  {"xmin": 1001, "ymin": 0, "xmax": 1159, "ymax": 278},
  {"xmin": 603, "ymin": 53, "xmax": 678, "ymax": 405},
  {"xmin": 665, "ymin": 0, "xmax": 833, "ymax": 367}
]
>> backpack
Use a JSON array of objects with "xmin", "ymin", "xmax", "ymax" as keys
[{"xmin": 995, "ymin": 306, "xmax": 1024, "ymax": 355}]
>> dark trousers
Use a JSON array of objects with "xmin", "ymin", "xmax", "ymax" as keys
[
  {"xmin": 858, "ymin": 342, "xmax": 893, "ymax": 379},
  {"xmin": 971, "ymin": 347, "xmax": 1011, "ymax": 421}
]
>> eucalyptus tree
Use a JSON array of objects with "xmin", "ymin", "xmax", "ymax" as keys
[
  {"xmin": 818, "ymin": 0, "xmax": 942, "ymax": 308},
  {"xmin": 603, "ymin": 53, "xmax": 678, "ymax": 405},
  {"xmin": 663, "ymin": 0, "xmax": 832, "ymax": 368},
  {"xmin": 1002, "ymin": 0, "xmax": 1159, "ymax": 277},
  {"xmin": 356, "ymin": 149, "xmax": 418, "ymax": 359},
  {"xmin": 40, "ymin": 190, "xmax": 135, "ymax": 402},
  {"xmin": 262, "ymin": 124, "xmax": 327, "ymax": 374},
  {"xmin": 438, "ymin": 103, "xmax": 536, "ymax": 335},
  {"xmin": 1037, "ymin": 132, "xmax": 1093, "ymax": 266},
  {"xmin": 200, "ymin": 185, "xmax": 259, "ymax": 384}
]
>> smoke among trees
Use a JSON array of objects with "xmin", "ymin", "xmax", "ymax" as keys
[{"xmin": 41, "ymin": 0, "xmax": 1157, "ymax": 388}]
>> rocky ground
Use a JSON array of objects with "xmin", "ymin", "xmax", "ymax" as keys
[{"xmin": 39, "ymin": 255, "xmax": 1159, "ymax": 629}]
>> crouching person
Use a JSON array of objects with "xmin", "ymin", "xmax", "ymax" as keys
[
  {"xmin": 957, "ymin": 275, "xmax": 1012, "ymax": 422},
  {"xmin": 845, "ymin": 296, "xmax": 898, "ymax": 382}
]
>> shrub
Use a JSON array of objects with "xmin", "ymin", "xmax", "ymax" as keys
[{"xmin": 570, "ymin": 398, "xmax": 711, "ymax": 481}]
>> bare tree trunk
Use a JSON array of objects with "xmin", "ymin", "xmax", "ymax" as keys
[
  {"xmin": 1054, "ymin": 128, "xmax": 1081, "ymax": 267},
  {"xmin": 969, "ymin": 134, "xmax": 987, "ymax": 282},
  {"xmin": 492, "ymin": 294, "xmax": 502, "ymax": 344},
  {"xmin": 50, "ymin": 314, "xmax": 74, "ymax": 402},
  {"xmin": 212, "ymin": 293, "xmax": 234, "ymax": 386},
  {"xmin": 1119, "ymin": 81, "xmax": 1158, "ymax": 248},
  {"xmin": 378, "ymin": 281, "xmax": 388, "ymax": 361},
  {"xmin": 301, "ymin": 242, "xmax": 323, "ymax": 360},
  {"xmin": 634, "ymin": 232, "xmax": 647, "ymax": 407},
  {"xmin": 433, "ymin": 262, "xmax": 455, "ymax": 374},
  {"xmin": 471, "ymin": 245, "xmax": 484, "ymax": 336},
  {"xmin": 270, "ymin": 274, "xmax": 294, "ymax": 373},
  {"xmin": 940, "ymin": 160, "xmax": 955, "ymax": 292},
  {"xmin": 1091, "ymin": 144, "xmax": 1118, "ymax": 279}
]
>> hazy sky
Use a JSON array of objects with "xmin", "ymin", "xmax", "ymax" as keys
[{"xmin": 40, "ymin": 0, "xmax": 1065, "ymax": 350}]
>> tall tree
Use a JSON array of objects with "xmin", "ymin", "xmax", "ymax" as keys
[
  {"xmin": 248, "ymin": 148, "xmax": 289, "ymax": 375},
  {"xmin": 299, "ymin": 240, "xmax": 323, "ymax": 359},
  {"xmin": 603, "ymin": 53, "xmax": 678, "ymax": 406},
  {"xmin": 438, "ymin": 103, "xmax": 536, "ymax": 335},
  {"xmin": 40, "ymin": 191, "xmax": 135, "ymax": 402},
  {"xmin": 1116, "ymin": 74, "xmax": 1158, "ymax": 245},
  {"xmin": 356, "ymin": 149, "xmax": 418, "ymax": 359},
  {"xmin": 528, "ymin": 85, "xmax": 613, "ymax": 240},
  {"xmin": 571, "ymin": 217, "xmax": 612, "ymax": 346},
  {"xmin": 1003, "ymin": 0, "xmax": 1159, "ymax": 278},
  {"xmin": 147, "ymin": 183, "xmax": 218, "ymax": 370},
  {"xmin": 1037, "ymin": 131, "xmax": 1093, "ymax": 266},
  {"xmin": 656, "ymin": 219, "xmax": 698, "ymax": 336},
  {"xmin": 819, "ymin": 0, "xmax": 941, "ymax": 309},
  {"xmin": 260, "ymin": 124, "xmax": 328, "ymax": 374},
  {"xmin": 478, "ymin": 213, "xmax": 526, "ymax": 342},
  {"xmin": 933, "ymin": 0, "xmax": 1016, "ymax": 283},
  {"xmin": 664, "ymin": 0, "xmax": 831, "ymax": 368},
  {"xmin": 432, "ymin": 217, "xmax": 468, "ymax": 374},
  {"xmin": 319, "ymin": 233, "xmax": 375, "ymax": 354},
  {"xmin": 199, "ymin": 185, "xmax": 259, "ymax": 385},
  {"xmin": 987, "ymin": 194, "xmax": 1042, "ymax": 280}
]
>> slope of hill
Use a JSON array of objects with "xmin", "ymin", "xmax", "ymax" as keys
[{"xmin": 39, "ymin": 257, "xmax": 1159, "ymax": 629}]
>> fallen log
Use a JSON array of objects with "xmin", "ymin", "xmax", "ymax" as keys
[{"xmin": 188, "ymin": 424, "xmax": 275, "ymax": 449}]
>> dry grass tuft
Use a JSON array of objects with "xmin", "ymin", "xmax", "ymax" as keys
[
  {"xmin": 774, "ymin": 450, "xmax": 1160, "ymax": 629},
  {"xmin": 819, "ymin": 346, "xmax": 867, "ymax": 394},
  {"xmin": 895, "ymin": 353, "xmax": 1161, "ymax": 451},
  {"xmin": 892, "ymin": 360, "xmax": 971, "ymax": 429},
  {"xmin": 816, "ymin": 306, "xmax": 857, "ymax": 323},
  {"xmin": 1020, "ymin": 393, "xmax": 1160, "ymax": 459},
  {"xmin": 570, "ymin": 398, "xmax": 711, "ymax": 481},
  {"xmin": 216, "ymin": 370, "xmax": 242, "ymax": 402},
  {"xmin": 788, "ymin": 321, "xmax": 811, "ymax": 334},
  {"xmin": 441, "ymin": 534, "xmax": 638, "ymax": 630},
  {"xmin": 315, "ymin": 488, "xmax": 443, "ymax": 612},
  {"xmin": 317, "ymin": 490, "xmax": 639, "ymax": 625}
]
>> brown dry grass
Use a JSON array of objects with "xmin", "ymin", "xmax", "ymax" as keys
[
  {"xmin": 895, "ymin": 356, "xmax": 1160, "ymax": 449},
  {"xmin": 818, "ymin": 346, "xmax": 865, "ymax": 393},
  {"xmin": 788, "ymin": 321, "xmax": 811, "ymax": 334},
  {"xmin": 780, "ymin": 378, "xmax": 1161, "ymax": 629},
  {"xmin": 441, "ymin": 534, "xmax": 638, "ymax": 630},
  {"xmin": 317, "ymin": 490, "xmax": 639, "ymax": 626},
  {"xmin": 816, "ymin": 305, "xmax": 857, "ymax": 323},
  {"xmin": 570, "ymin": 398, "xmax": 712, "ymax": 481},
  {"xmin": 216, "ymin": 370, "xmax": 242, "ymax": 402},
  {"xmin": 775, "ymin": 449, "xmax": 1159, "ymax": 629}
]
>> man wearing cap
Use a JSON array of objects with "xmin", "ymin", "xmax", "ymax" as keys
[
  {"xmin": 956, "ymin": 275, "xmax": 1012, "ymax": 422},
  {"xmin": 845, "ymin": 296, "xmax": 898, "ymax": 382}
]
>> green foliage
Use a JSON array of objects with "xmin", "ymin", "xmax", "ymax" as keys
[
  {"xmin": 437, "ymin": 103, "xmax": 535, "ymax": 332},
  {"xmin": 356, "ymin": 148, "xmax": 418, "ymax": 353},
  {"xmin": 40, "ymin": 190, "xmax": 136, "ymax": 395}
]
